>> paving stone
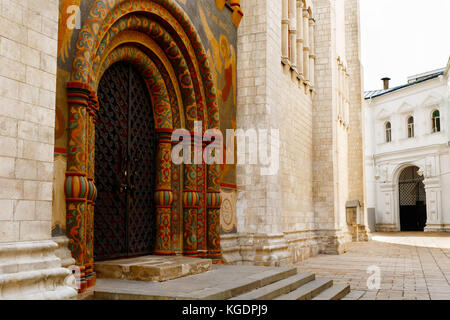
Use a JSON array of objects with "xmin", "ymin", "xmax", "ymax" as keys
[{"xmin": 295, "ymin": 232, "xmax": 450, "ymax": 300}]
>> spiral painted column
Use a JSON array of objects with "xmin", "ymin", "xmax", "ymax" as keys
[
  {"xmin": 154, "ymin": 129, "xmax": 174, "ymax": 255},
  {"xmin": 196, "ymin": 137, "xmax": 207, "ymax": 258},
  {"xmin": 84, "ymin": 91, "xmax": 98, "ymax": 288},
  {"xmin": 182, "ymin": 132, "xmax": 200, "ymax": 256},
  {"xmin": 65, "ymin": 82, "xmax": 90, "ymax": 292},
  {"xmin": 206, "ymin": 135, "xmax": 222, "ymax": 259}
]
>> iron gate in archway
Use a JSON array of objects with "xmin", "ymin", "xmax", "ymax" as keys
[{"xmin": 399, "ymin": 166, "xmax": 427, "ymax": 231}]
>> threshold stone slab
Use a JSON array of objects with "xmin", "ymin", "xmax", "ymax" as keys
[{"xmin": 95, "ymin": 256, "xmax": 212, "ymax": 282}]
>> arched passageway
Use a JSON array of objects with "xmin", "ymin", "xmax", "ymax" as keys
[{"xmin": 398, "ymin": 166, "xmax": 427, "ymax": 231}]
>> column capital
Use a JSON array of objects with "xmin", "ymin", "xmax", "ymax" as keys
[{"xmin": 66, "ymin": 82, "xmax": 91, "ymax": 108}]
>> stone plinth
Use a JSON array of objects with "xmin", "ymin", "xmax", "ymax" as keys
[
  {"xmin": 95, "ymin": 256, "xmax": 212, "ymax": 282},
  {"xmin": 0, "ymin": 240, "xmax": 77, "ymax": 300}
]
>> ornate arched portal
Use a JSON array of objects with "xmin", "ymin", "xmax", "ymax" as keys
[{"xmin": 64, "ymin": 0, "xmax": 223, "ymax": 291}]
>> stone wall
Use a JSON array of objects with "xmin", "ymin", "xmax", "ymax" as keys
[
  {"xmin": 345, "ymin": 0, "xmax": 365, "ymax": 207},
  {"xmin": 225, "ymin": 0, "xmax": 323, "ymax": 266},
  {"xmin": 224, "ymin": 0, "xmax": 367, "ymax": 265},
  {"xmin": 312, "ymin": 0, "xmax": 345, "ymax": 253},
  {"xmin": 0, "ymin": 0, "xmax": 58, "ymax": 243},
  {"xmin": 0, "ymin": 0, "xmax": 76, "ymax": 299}
]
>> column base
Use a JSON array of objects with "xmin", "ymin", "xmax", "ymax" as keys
[
  {"xmin": 220, "ymin": 234, "xmax": 244, "ymax": 265},
  {"xmin": 317, "ymin": 230, "xmax": 350, "ymax": 255},
  {"xmin": 349, "ymin": 225, "xmax": 371, "ymax": 242},
  {"xmin": 53, "ymin": 236, "xmax": 76, "ymax": 268},
  {"xmin": 0, "ymin": 240, "xmax": 78, "ymax": 300},
  {"xmin": 236, "ymin": 233, "xmax": 291, "ymax": 267}
]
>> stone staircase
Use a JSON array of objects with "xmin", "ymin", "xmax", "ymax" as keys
[
  {"xmin": 93, "ymin": 263, "xmax": 350, "ymax": 300},
  {"xmin": 228, "ymin": 271, "xmax": 349, "ymax": 301}
]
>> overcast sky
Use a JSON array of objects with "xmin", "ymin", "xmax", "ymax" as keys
[{"xmin": 360, "ymin": 0, "xmax": 450, "ymax": 91}]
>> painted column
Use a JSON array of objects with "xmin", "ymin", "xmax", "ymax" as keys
[
  {"xmin": 171, "ymin": 161, "xmax": 182, "ymax": 254},
  {"xmin": 65, "ymin": 82, "xmax": 90, "ymax": 293},
  {"xmin": 197, "ymin": 139, "xmax": 207, "ymax": 257},
  {"xmin": 206, "ymin": 134, "xmax": 223, "ymax": 260},
  {"xmin": 183, "ymin": 133, "xmax": 200, "ymax": 256},
  {"xmin": 84, "ymin": 91, "xmax": 98, "ymax": 288},
  {"xmin": 155, "ymin": 129, "xmax": 175, "ymax": 254}
]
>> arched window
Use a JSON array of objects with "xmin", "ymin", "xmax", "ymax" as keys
[
  {"xmin": 385, "ymin": 121, "xmax": 392, "ymax": 142},
  {"xmin": 432, "ymin": 110, "xmax": 441, "ymax": 133},
  {"xmin": 407, "ymin": 116, "xmax": 415, "ymax": 138}
]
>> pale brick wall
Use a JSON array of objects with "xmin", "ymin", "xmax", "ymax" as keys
[
  {"xmin": 238, "ymin": 0, "xmax": 316, "ymax": 235},
  {"xmin": 312, "ymin": 0, "xmax": 365, "ymax": 252},
  {"xmin": 0, "ymin": 0, "xmax": 58, "ymax": 243},
  {"xmin": 266, "ymin": 1, "xmax": 315, "ymax": 234},
  {"xmin": 345, "ymin": 0, "xmax": 365, "ymax": 204},
  {"xmin": 236, "ymin": 0, "xmax": 282, "ymax": 235},
  {"xmin": 312, "ymin": 0, "xmax": 338, "ymax": 232},
  {"xmin": 232, "ymin": 0, "xmax": 319, "ymax": 265},
  {"xmin": 224, "ymin": 0, "xmax": 367, "ymax": 263}
]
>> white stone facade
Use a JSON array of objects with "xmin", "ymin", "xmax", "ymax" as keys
[
  {"xmin": 0, "ymin": 0, "xmax": 368, "ymax": 297},
  {"xmin": 222, "ymin": 0, "xmax": 367, "ymax": 266},
  {"xmin": 364, "ymin": 60, "xmax": 450, "ymax": 233},
  {"xmin": 0, "ymin": 0, "xmax": 76, "ymax": 299}
]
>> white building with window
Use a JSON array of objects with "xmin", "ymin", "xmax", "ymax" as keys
[{"xmin": 364, "ymin": 59, "xmax": 450, "ymax": 233}]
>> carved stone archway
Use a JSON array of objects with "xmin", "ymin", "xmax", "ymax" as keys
[{"xmin": 64, "ymin": 0, "xmax": 222, "ymax": 292}]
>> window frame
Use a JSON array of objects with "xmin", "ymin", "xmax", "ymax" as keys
[
  {"xmin": 385, "ymin": 121, "xmax": 392, "ymax": 143},
  {"xmin": 432, "ymin": 109, "xmax": 441, "ymax": 133},
  {"xmin": 407, "ymin": 116, "xmax": 415, "ymax": 138}
]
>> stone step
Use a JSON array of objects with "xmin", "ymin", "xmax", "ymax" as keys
[
  {"xmin": 274, "ymin": 278, "xmax": 333, "ymax": 300},
  {"xmin": 93, "ymin": 265, "xmax": 298, "ymax": 300},
  {"xmin": 195, "ymin": 267, "xmax": 298, "ymax": 300},
  {"xmin": 229, "ymin": 273, "xmax": 315, "ymax": 300},
  {"xmin": 312, "ymin": 284, "xmax": 351, "ymax": 300}
]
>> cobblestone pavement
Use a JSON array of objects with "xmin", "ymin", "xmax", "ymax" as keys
[{"xmin": 295, "ymin": 232, "xmax": 450, "ymax": 300}]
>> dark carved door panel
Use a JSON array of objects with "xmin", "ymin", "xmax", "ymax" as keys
[{"xmin": 95, "ymin": 62, "xmax": 156, "ymax": 261}]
